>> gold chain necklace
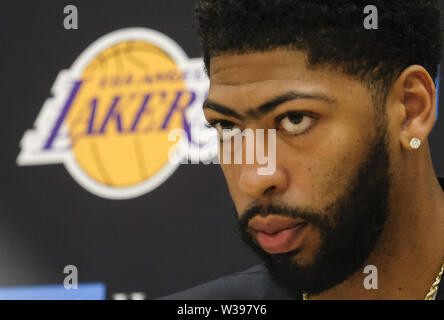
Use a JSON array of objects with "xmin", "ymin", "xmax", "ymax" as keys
[{"xmin": 302, "ymin": 263, "xmax": 444, "ymax": 300}]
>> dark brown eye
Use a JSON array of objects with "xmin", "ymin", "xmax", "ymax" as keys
[
  {"xmin": 213, "ymin": 121, "xmax": 241, "ymax": 140},
  {"xmin": 279, "ymin": 113, "xmax": 313, "ymax": 134}
]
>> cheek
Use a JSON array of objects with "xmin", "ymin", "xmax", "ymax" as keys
[{"xmin": 281, "ymin": 127, "xmax": 371, "ymax": 208}]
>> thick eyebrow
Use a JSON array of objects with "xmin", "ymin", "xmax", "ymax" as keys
[
  {"xmin": 202, "ymin": 100, "xmax": 245, "ymax": 120},
  {"xmin": 202, "ymin": 90, "xmax": 335, "ymax": 121}
]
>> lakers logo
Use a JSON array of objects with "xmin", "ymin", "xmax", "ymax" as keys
[{"xmin": 17, "ymin": 28, "xmax": 213, "ymax": 199}]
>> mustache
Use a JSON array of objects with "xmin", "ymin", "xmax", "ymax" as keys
[{"xmin": 236, "ymin": 202, "xmax": 331, "ymax": 233}]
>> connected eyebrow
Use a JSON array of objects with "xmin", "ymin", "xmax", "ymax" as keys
[{"xmin": 202, "ymin": 90, "xmax": 335, "ymax": 121}]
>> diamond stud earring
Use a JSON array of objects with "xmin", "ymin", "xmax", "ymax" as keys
[{"xmin": 410, "ymin": 137, "xmax": 421, "ymax": 150}]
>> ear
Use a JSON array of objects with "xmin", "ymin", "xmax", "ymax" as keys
[{"xmin": 393, "ymin": 65, "xmax": 437, "ymax": 151}]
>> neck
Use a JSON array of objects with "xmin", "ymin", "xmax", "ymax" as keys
[{"xmin": 311, "ymin": 151, "xmax": 444, "ymax": 300}]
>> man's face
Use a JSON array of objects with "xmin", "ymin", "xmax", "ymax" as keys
[{"xmin": 203, "ymin": 49, "xmax": 392, "ymax": 295}]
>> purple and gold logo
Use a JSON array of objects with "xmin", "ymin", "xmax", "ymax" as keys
[{"xmin": 17, "ymin": 28, "xmax": 214, "ymax": 199}]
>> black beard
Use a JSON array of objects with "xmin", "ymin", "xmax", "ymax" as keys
[{"xmin": 235, "ymin": 126, "xmax": 391, "ymax": 297}]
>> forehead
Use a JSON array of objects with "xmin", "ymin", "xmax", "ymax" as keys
[
  {"xmin": 207, "ymin": 49, "xmax": 369, "ymax": 106},
  {"xmin": 210, "ymin": 50, "xmax": 309, "ymax": 83}
]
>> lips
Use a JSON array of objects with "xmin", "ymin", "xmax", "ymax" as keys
[
  {"xmin": 248, "ymin": 215, "xmax": 308, "ymax": 254},
  {"xmin": 249, "ymin": 215, "xmax": 305, "ymax": 234}
]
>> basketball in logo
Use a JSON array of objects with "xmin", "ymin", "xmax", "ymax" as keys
[
  {"xmin": 66, "ymin": 41, "xmax": 186, "ymax": 187},
  {"xmin": 17, "ymin": 28, "xmax": 210, "ymax": 199}
]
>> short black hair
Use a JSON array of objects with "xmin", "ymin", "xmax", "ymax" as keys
[{"xmin": 194, "ymin": 0, "xmax": 441, "ymax": 104}]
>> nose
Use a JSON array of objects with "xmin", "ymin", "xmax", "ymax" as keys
[{"xmin": 238, "ymin": 164, "xmax": 288, "ymax": 199}]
